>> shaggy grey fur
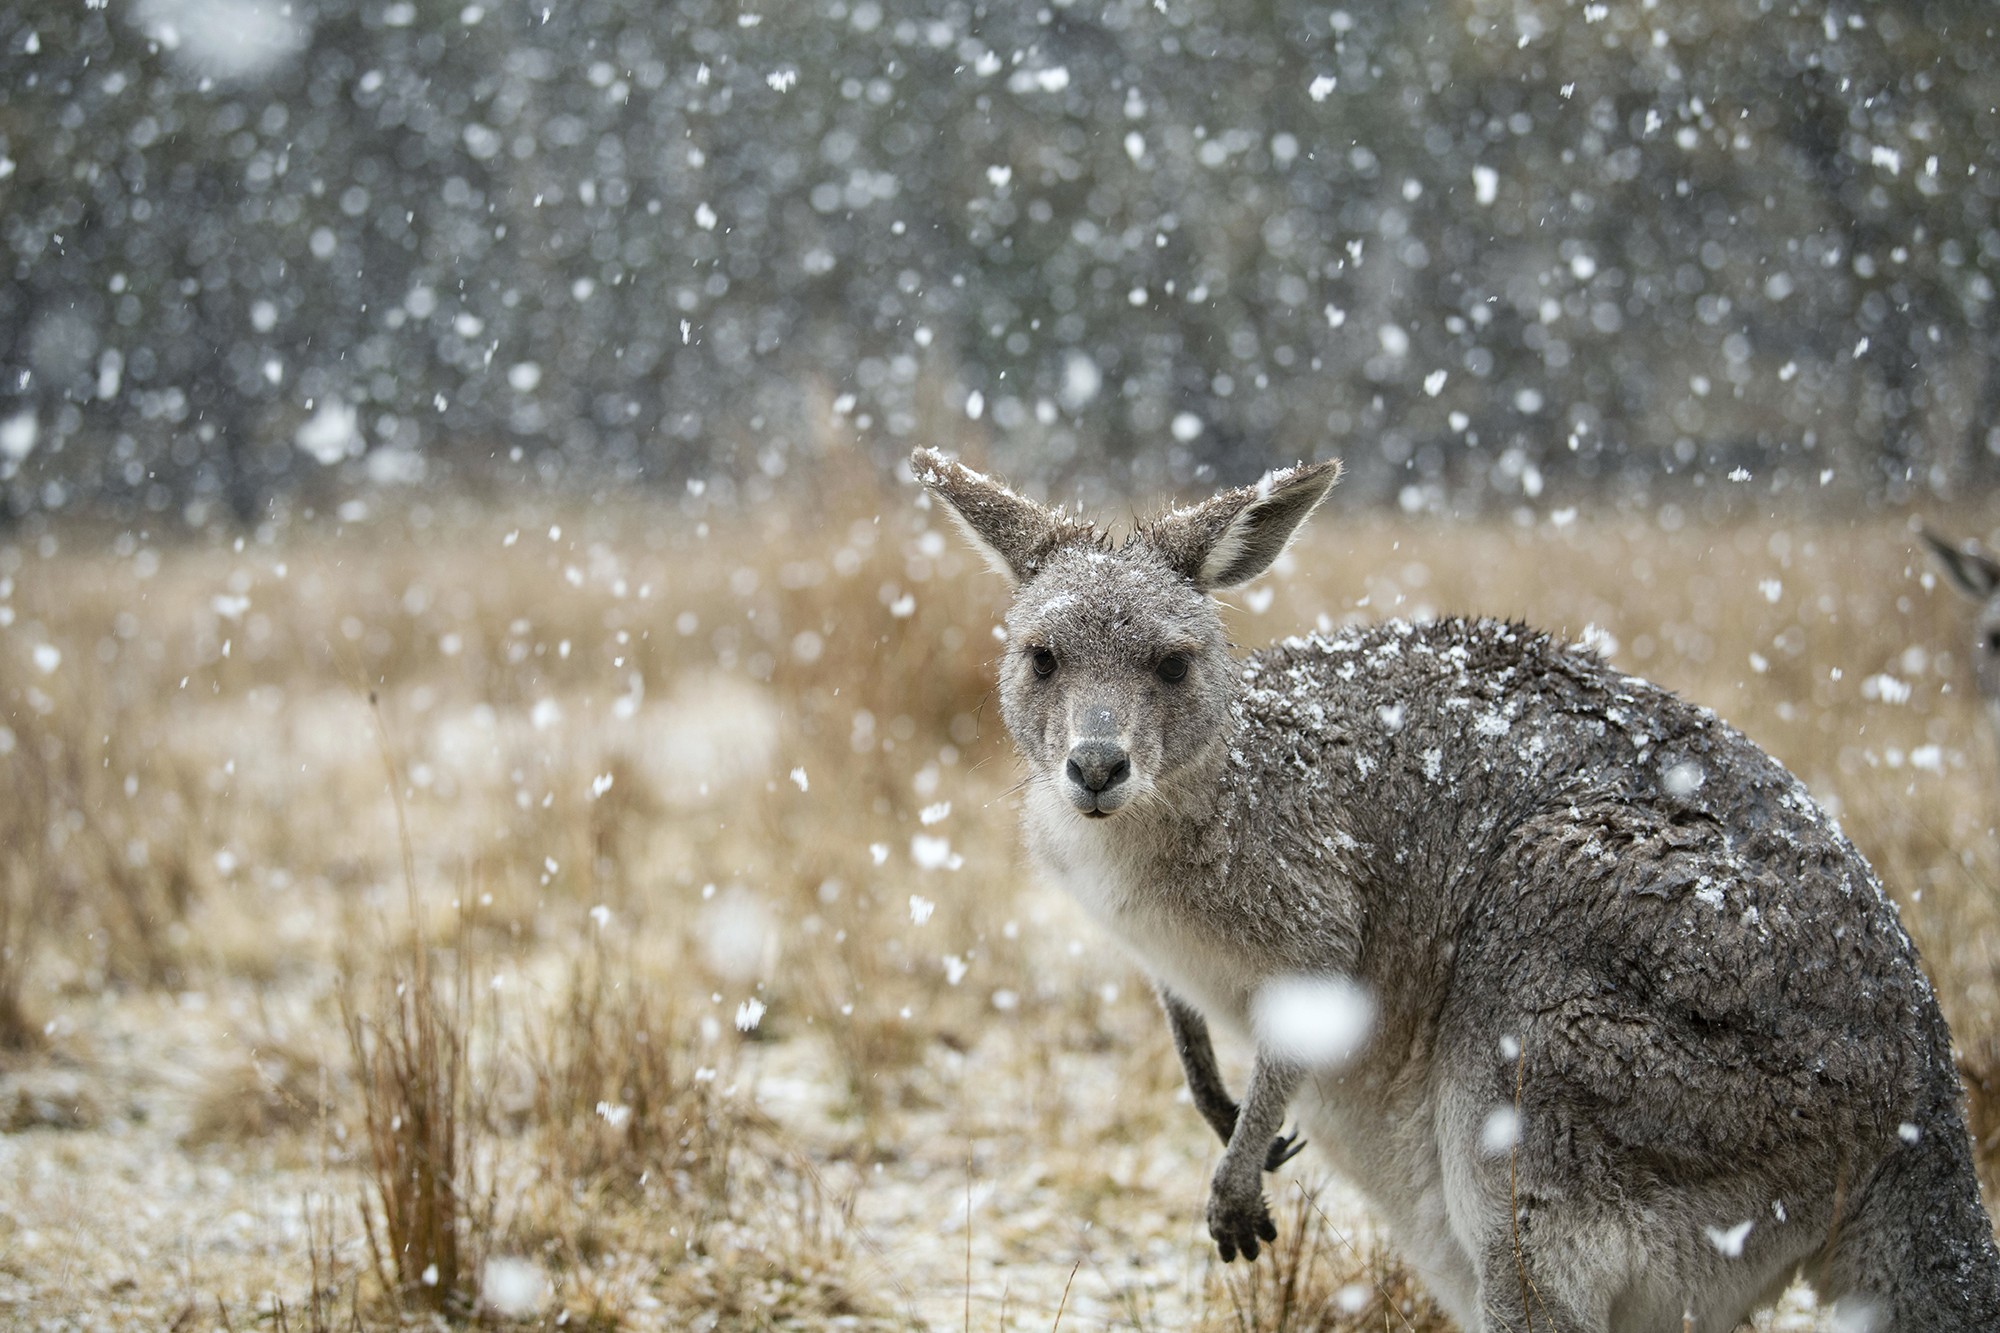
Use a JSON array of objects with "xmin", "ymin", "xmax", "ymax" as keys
[{"xmin": 914, "ymin": 447, "xmax": 2000, "ymax": 1332}]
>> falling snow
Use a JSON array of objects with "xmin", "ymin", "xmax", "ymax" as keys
[{"xmin": 1250, "ymin": 974, "xmax": 1375, "ymax": 1069}]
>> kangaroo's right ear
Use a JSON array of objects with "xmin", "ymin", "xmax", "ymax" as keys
[
  {"xmin": 911, "ymin": 447, "xmax": 1088, "ymax": 584},
  {"xmin": 1147, "ymin": 459, "xmax": 1343, "ymax": 591},
  {"xmin": 1923, "ymin": 529, "xmax": 2000, "ymax": 599}
]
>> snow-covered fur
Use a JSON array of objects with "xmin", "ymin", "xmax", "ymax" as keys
[{"xmin": 914, "ymin": 447, "xmax": 2000, "ymax": 1333}]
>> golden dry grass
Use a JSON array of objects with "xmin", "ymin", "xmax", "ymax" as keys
[{"xmin": 2, "ymin": 462, "xmax": 1999, "ymax": 1330}]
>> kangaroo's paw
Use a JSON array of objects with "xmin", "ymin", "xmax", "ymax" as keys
[
  {"xmin": 1264, "ymin": 1129, "xmax": 1306, "ymax": 1171},
  {"xmin": 1207, "ymin": 1179, "xmax": 1278, "ymax": 1262}
]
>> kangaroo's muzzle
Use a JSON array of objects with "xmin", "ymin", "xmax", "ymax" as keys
[{"xmin": 1066, "ymin": 740, "xmax": 1131, "ymax": 815}]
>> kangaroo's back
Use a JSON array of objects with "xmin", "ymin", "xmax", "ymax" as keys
[{"xmin": 1224, "ymin": 618, "xmax": 1986, "ymax": 1326}]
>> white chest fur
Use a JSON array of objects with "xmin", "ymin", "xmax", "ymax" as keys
[
  {"xmin": 1022, "ymin": 784, "xmax": 1258, "ymax": 1032},
  {"xmin": 1022, "ymin": 785, "xmax": 1482, "ymax": 1322}
]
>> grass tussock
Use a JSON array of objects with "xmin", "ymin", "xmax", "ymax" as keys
[
  {"xmin": 329, "ymin": 693, "xmax": 498, "ymax": 1318},
  {"xmin": 341, "ymin": 955, "xmax": 492, "ymax": 1318},
  {"xmin": 524, "ymin": 934, "xmax": 751, "ymax": 1205},
  {"xmin": 7, "ymin": 465, "xmax": 2000, "ymax": 1327}
]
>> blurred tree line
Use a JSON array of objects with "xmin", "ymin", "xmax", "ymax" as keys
[{"xmin": 1, "ymin": 0, "xmax": 1996, "ymax": 524}]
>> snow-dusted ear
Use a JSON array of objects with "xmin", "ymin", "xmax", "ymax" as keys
[
  {"xmin": 1923, "ymin": 529, "xmax": 2000, "ymax": 600},
  {"xmin": 1147, "ymin": 460, "xmax": 1342, "ymax": 591},
  {"xmin": 910, "ymin": 447, "xmax": 1094, "ymax": 584}
]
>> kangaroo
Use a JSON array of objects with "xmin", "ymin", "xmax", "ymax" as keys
[
  {"xmin": 1923, "ymin": 528, "xmax": 2000, "ymax": 731},
  {"xmin": 913, "ymin": 447, "xmax": 2000, "ymax": 1332}
]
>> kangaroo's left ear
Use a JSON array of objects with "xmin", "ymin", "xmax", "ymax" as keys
[
  {"xmin": 911, "ymin": 446, "xmax": 1097, "ymax": 584},
  {"xmin": 1147, "ymin": 460, "xmax": 1343, "ymax": 591}
]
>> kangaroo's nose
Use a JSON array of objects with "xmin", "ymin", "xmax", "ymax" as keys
[{"xmin": 1067, "ymin": 740, "xmax": 1131, "ymax": 794}]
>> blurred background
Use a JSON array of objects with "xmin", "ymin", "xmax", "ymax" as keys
[
  {"xmin": 7, "ymin": 2, "xmax": 2000, "ymax": 1328},
  {"xmin": 3, "ymin": 0, "xmax": 1998, "ymax": 521}
]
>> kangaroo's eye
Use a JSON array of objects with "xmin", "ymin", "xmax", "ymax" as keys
[
  {"xmin": 1030, "ymin": 647, "xmax": 1057, "ymax": 678},
  {"xmin": 1157, "ymin": 654, "xmax": 1190, "ymax": 683},
  {"xmin": 1987, "ymin": 631, "xmax": 2000, "ymax": 655}
]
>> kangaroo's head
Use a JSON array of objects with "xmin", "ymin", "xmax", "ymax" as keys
[
  {"xmin": 1925, "ymin": 528, "xmax": 2000, "ymax": 708},
  {"xmin": 913, "ymin": 448, "xmax": 1340, "ymax": 820}
]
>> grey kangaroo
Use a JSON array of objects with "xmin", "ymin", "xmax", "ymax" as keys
[
  {"xmin": 914, "ymin": 447, "xmax": 2000, "ymax": 1332},
  {"xmin": 1924, "ymin": 529, "xmax": 2000, "ymax": 730}
]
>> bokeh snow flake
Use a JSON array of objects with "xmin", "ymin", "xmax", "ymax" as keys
[
  {"xmin": 1704, "ymin": 1219, "xmax": 1752, "ymax": 1258},
  {"xmin": 1577, "ymin": 624, "xmax": 1619, "ymax": 660},
  {"xmin": 1861, "ymin": 674, "xmax": 1912, "ymax": 705},
  {"xmin": 0, "ymin": 413, "xmax": 37, "ymax": 463},
  {"xmin": 479, "ymin": 1256, "xmax": 548, "ymax": 1317},
  {"xmin": 135, "ymin": 0, "xmax": 310, "ymax": 79},
  {"xmin": 700, "ymin": 888, "xmax": 775, "ymax": 981},
  {"xmin": 1662, "ymin": 761, "xmax": 1704, "ymax": 797},
  {"xmin": 294, "ymin": 400, "xmax": 362, "ymax": 465},
  {"xmin": 910, "ymin": 834, "xmax": 961, "ymax": 871},
  {"xmin": 1250, "ymin": 974, "xmax": 1374, "ymax": 1069},
  {"xmin": 1479, "ymin": 1105, "xmax": 1520, "ymax": 1156}
]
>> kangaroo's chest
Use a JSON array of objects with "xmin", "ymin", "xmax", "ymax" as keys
[{"xmin": 1024, "ymin": 792, "xmax": 1260, "ymax": 1030}]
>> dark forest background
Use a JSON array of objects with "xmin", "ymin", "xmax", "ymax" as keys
[{"xmin": 3, "ymin": 0, "xmax": 1998, "ymax": 523}]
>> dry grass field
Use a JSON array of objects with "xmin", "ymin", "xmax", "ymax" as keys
[{"xmin": 5, "ymin": 458, "xmax": 2000, "ymax": 1330}]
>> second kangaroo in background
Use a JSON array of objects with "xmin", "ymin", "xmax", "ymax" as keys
[
  {"xmin": 915, "ymin": 447, "xmax": 2000, "ymax": 1333},
  {"xmin": 1924, "ymin": 528, "xmax": 2000, "ymax": 737}
]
